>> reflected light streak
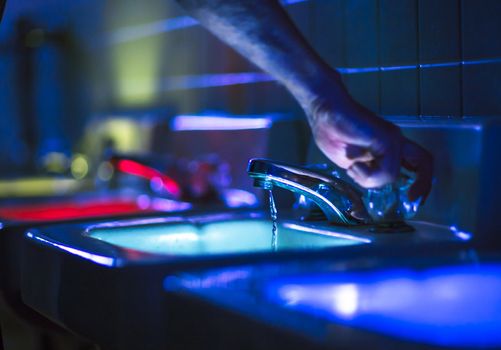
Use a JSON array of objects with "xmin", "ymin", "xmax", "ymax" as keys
[
  {"xmin": 0, "ymin": 199, "xmax": 157, "ymax": 222},
  {"xmin": 164, "ymin": 268, "xmax": 251, "ymax": 291},
  {"xmin": 150, "ymin": 197, "xmax": 192, "ymax": 212},
  {"xmin": 163, "ymin": 72, "xmax": 274, "ymax": 91},
  {"xmin": 338, "ymin": 57, "xmax": 501, "ymax": 74},
  {"xmin": 171, "ymin": 115, "xmax": 272, "ymax": 131},
  {"xmin": 278, "ymin": 283, "xmax": 359, "ymax": 319},
  {"xmin": 262, "ymin": 174, "xmax": 349, "ymax": 224},
  {"xmin": 282, "ymin": 0, "xmax": 308, "ymax": 3},
  {"xmin": 455, "ymin": 231, "xmax": 472, "ymax": 241},
  {"xmin": 155, "ymin": 57, "xmax": 501, "ymax": 92},
  {"xmin": 109, "ymin": 0, "xmax": 308, "ymax": 44},
  {"xmin": 26, "ymin": 232, "xmax": 115, "ymax": 267},
  {"xmin": 85, "ymin": 216, "xmax": 186, "ymax": 233},
  {"xmin": 163, "ymin": 59, "xmax": 501, "ymax": 83},
  {"xmin": 115, "ymin": 159, "xmax": 182, "ymax": 198},
  {"xmin": 111, "ymin": 16, "xmax": 197, "ymax": 44},
  {"xmin": 450, "ymin": 225, "xmax": 473, "ymax": 241},
  {"xmin": 283, "ymin": 223, "xmax": 371, "ymax": 243},
  {"xmin": 223, "ymin": 189, "xmax": 259, "ymax": 208}
]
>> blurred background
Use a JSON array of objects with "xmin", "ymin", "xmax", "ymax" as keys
[
  {"xmin": 0, "ymin": 0, "xmax": 499, "ymax": 181},
  {"xmin": 1, "ymin": 2, "xmax": 501, "ymax": 349}
]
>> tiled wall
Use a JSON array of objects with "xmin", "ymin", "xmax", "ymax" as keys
[
  {"xmin": 0, "ymin": 0, "xmax": 500, "ymax": 170},
  {"xmin": 99, "ymin": 0, "xmax": 501, "ymax": 117}
]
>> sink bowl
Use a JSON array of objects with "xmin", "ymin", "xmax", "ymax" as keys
[
  {"xmin": 87, "ymin": 218, "xmax": 367, "ymax": 256},
  {"xmin": 20, "ymin": 209, "xmax": 466, "ymax": 350},
  {"xmin": 29, "ymin": 211, "xmax": 465, "ymax": 267},
  {"xmin": 164, "ymin": 247, "xmax": 501, "ymax": 349}
]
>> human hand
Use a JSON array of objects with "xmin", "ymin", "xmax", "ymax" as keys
[{"xmin": 305, "ymin": 79, "xmax": 433, "ymax": 203}]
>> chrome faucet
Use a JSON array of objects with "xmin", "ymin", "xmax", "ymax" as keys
[{"xmin": 247, "ymin": 158, "xmax": 373, "ymax": 225}]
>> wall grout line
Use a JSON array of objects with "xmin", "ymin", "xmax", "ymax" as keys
[
  {"xmin": 416, "ymin": 0, "xmax": 422, "ymax": 119},
  {"xmin": 458, "ymin": 0, "xmax": 465, "ymax": 119},
  {"xmin": 376, "ymin": 0, "xmax": 382, "ymax": 116},
  {"xmin": 153, "ymin": 57, "xmax": 501, "ymax": 92}
]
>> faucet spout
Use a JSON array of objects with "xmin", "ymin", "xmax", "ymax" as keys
[{"xmin": 247, "ymin": 158, "xmax": 372, "ymax": 225}]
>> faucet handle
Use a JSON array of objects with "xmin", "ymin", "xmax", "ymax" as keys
[{"xmin": 363, "ymin": 170, "xmax": 421, "ymax": 222}]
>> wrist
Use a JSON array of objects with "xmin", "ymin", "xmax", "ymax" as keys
[{"xmin": 285, "ymin": 64, "xmax": 347, "ymax": 116}]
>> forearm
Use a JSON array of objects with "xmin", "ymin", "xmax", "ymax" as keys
[
  {"xmin": 175, "ymin": 0, "xmax": 343, "ymax": 111},
  {"xmin": 176, "ymin": 0, "xmax": 433, "ymax": 199}
]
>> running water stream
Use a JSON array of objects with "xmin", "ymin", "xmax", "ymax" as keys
[{"xmin": 269, "ymin": 190, "xmax": 278, "ymax": 251}]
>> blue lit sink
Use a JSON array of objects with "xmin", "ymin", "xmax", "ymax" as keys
[
  {"xmin": 165, "ymin": 249, "xmax": 501, "ymax": 349},
  {"xmin": 27, "ymin": 211, "xmax": 464, "ymax": 267},
  {"xmin": 263, "ymin": 265, "xmax": 501, "ymax": 348},
  {"xmin": 20, "ymin": 210, "xmax": 466, "ymax": 350}
]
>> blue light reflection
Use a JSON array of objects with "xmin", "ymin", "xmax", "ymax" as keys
[
  {"xmin": 337, "ymin": 57, "xmax": 501, "ymax": 74},
  {"xmin": 282, "ymin": 223, "xmax": 371, "ymax": 243},
  {"xmin": 165, "ymin": 268, "xmax": 251, "ymax": 291},
  {"xmin": 170, "ymin": 115, "xmax": 272, "ymax": 131},
  {"xmin": 26, "ymin": 232, "xmax": 116, "ymax": 267},
  {"xmin": 163, "ymin": 72, "xmax": 274, "ymax": 91},
  {"xmin": 110, "ymin": 0, "xmax": 308, "ymax": 44},
  {"xmin": 156, "ymin": 57, "xmax": 501, "ymax": 92},
  {"xmin": 266, "ymin": 265, "xmax": 501, "ymax": 348},
  {"xmin": 110, "ymin": 16, "xmax": 198, "ymax": 44},
  {"xmin": 450, "ymin": 225, "xmax": 473, "ymax": 241}
]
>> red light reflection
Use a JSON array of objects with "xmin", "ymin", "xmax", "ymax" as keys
[
  {"xmin": 0, "ymin": 199, "xmax": 155, "ymax": 222},
  {"xmin": 115, "ymin": 159, "xmax": 182, "ymax": 198}
]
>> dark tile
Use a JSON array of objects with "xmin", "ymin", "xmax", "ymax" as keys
[
  {"xmin": 344, "ymin": 73, "xmax": 380, "ymax": 114},
  {"xmin": 342, "ymin": 0, "xmax": 380, "ymax": 113},
  {"xmin": 311, "ymin": 0, "xmax": 347, "ymax": 68},
  {"xmin": 420, "ymin": 66, "xmax": 461, "ymax": 116},
  {"xmin": 379, "ymin": 0, "xmax": 419, "ymax": 115},
  {"xmin": 286, "ymin": 1, "xmax": 314, "ymax": 42},
  {"xmin": 462, "ymin": 0, "xmax": 501, "ymax": 59},
  {"xmin": 244, "ymin": 82, "xmax": 301, "ymax": 115},
  {"xmin": 380, "ymin": 70, "xmax": 419, "ymax": 116},
  {"xmin": 379, "ymin": 0, "xmax": 418, "ymax": 65},
  {"xmin": 418, "ymin": 0, "xmax": 461, "ymax": 116},
  {"xmin": 344, "ymin": 0, "xmax": 379, "ymax": 66},
  {"xmin": 418, "ymin": 0, "xmax": 460, "ymax": 62},
  {"xmin": 463, "ymin": 62, "xmax": 501, "ymax": 116},
  {"xmin": 462, "ymin": 0, "xmax": 501, "ymax": 116}
]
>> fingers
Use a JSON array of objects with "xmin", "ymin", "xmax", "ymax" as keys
[
  {"xmin": 347, "ymin": 153, "xmax": 400, "ymax": 188},
  {"xmin": 346, "ymin": 138, "xmax": 433, "ymax": 203},
  {"xmin": 317, "ymin": 142, "xmax": 374, "ymax": 170},
  {"xmin": 401, "ymin": 138, "xmax": 433, "ymax": 203},
  {"xmin": 345, "ymin": 144, "xmax": 375, "ymax": 163}
]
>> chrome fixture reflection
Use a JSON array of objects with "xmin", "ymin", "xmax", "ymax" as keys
[
  {"xmin": 363, "ymin": 172, "xmax": 420, "ymax": 222},
  {"xmin": 247, "ymin": 158, "xmax": 372, "ymax": 225}
]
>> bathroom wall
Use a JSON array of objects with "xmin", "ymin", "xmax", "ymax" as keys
[
  {"xmin": 0, "ymin": 0, "xmax": 500, "ymax": 171},
  {"xmin": 96, "ymin": 0, "xmax": 501, "ymax": 117}
]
